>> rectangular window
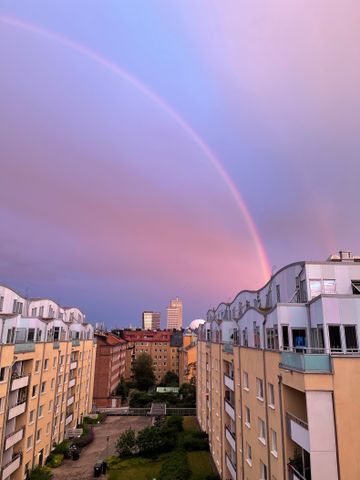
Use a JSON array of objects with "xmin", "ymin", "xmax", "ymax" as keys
[
  {"xmin": 324, "ymin": 279, "xmax": 336, "ymax": 294},
  {"xmin": 36, "ymin": 429, "xmax": 41, "ymax": 442},
  {"xmin": 26, "ymin": 435, "xmax": 33, "ymax": 449},
  {"xmin": 243, "ymin": 371, "xmax": 249, "ymax": 390},
  {"xmin": 29, "ymin": 410, "xmax": 35, "ymax": 423},
  {"xmin": 344, "ymin": 325, "xmax": 358, "ymax": 351},
  {"xmin": 38, "ymin": 405, "xmax": 43, "ymax": 417},
  {"xmin": 27, "ymin": 328, "xmax": 35, "ymax": 342},
  {"xmin": 329, "ymin": 325, "xmax": 342, "ymax": 352},
  {"xmin": 32, "ymin": 385, "xmax": 37, "ymax": 398},
  {"xmin": 271, "ymin": 429, "xmax": 277, "ymax": 456},
  {"xmin": 268, "ymin": 383, "xmax": 275, "ymax": 408},
  {"xmin": 246, "ymin": 442, "xmax": 252, "ymax": 466},
  {"xmin": 41, "ymin": 381, "xmax": 46, "ymax": 394},
  {"xmin": 31, "ymin": 307, "xmax": 37, "ymax": 316},
  {"xmin": 352, "ymin": 280, "xmax": 360, "ymax": 294},
  {"xmin": 0, "ymin": 397, "xmax": 4, "ymax": 412},
  {"xmin": 254, "ymin": 322, "xmax": 261, "ymax": 348},
  {"xmin": 0, "ymin": 367, "xmax": 6, "ymax": 382},
  {"xmin": 44, "ymin": 359, "xmax": 48, "ymax": 370},
  {"xmin": 245, "ymin": 406, "xmax": 251, "ymax": 427},
  {"xmin": 309, "ymin": 279, "xmax": 322, "ymax": 299},
  {"xmin": 53, "ymin": 357, "xmax": 57, "ymax": 368},
  {"xmin": 46, "ymin": 422, "xmax": 50, "ymax": 435},
  {"xmin": 258, "ymin": 418, "xmax": 266, "ymax": 444},
  {"xmin": 276, "ymin": 285, "xmax": 281, "ymax": 302},
  {"xmin": 0, "ymin": 296, "xmax": 4, "ymax": 311},
  {"xmin": 35, "ymin": 360, "xmax": 40, "ymax": 372},
  {"xmin": 256, "ymin": 378, "xmax": 264, "ymax": 400},
  {"xmin": 13, "ymin": 300, "xmax": 17, "ymax": 313},
  {"xmin": 260, "ymin": 461, "xmax": 268, "ymax": 480},
  {"xmin": 39, "ymin": 306, "xmax": 44, "ymax": 317},
  {"xmin": 51, "ymin": 378, "xmax": 55, "ymax": 390}
]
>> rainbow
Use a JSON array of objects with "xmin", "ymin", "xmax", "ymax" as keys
[{"xmin": 0, "ymin": 14, "xmax": 271, "ymax": 282}]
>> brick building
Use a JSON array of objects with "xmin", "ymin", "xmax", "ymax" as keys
[
  {"xmin": 118, "ymin": 329, "xmax": 183, "ymax": 383},
  {"xmin": 93, "ymin": 332, "xmax": 127, "ymax": 407}
]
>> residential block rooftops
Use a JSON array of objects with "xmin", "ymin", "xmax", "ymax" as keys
[
  {"xmin": 95, "ymin": 332, "xmax": 127, "ymax": 345},
  {"xmin": 121, "ymin": 329, "xmax": 172, "ymax": 342}
]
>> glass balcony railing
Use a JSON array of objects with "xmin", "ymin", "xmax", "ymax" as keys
[{"xmin": 280, "ymin": 351, "xmax": 332, "ymax": 372}]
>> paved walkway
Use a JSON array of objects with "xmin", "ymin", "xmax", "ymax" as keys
[{"xmin": 52, "ymin": 416, "xmax": 152, "ymax": 480}]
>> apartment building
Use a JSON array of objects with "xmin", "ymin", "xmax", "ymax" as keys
[
  {"xmin": 166, "ymin": 297, "xmax": 183, "ymax": 330},
  {"xmin": 179, "ymin": 332, "xmax": 197, "ymax": 384},
  {"xmin": 93, "ymin": 332, "xmax": 127, "ymax": 407},
  {"xmin": 142, "ymin": 311, "xmax": 161, "ymax": 330},
  {"xmin": 0, "ymin": 285, "xmax": 96, "ymax": 480},
  {"xmin": 118, "ymin": 330, "xmax": 182, "ymax": 383},
  {"xmin": 197, "ymin": 251, "xmax": 360, "ymax": 480}
]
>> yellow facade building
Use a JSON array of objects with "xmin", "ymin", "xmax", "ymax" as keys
[
  {"xmin": 0, "ymin": 286, "xmax": 96, "ymax": 480},
  {"xmin": 197, "ymin": 252, "xmax": 360, "ymax": 480}
]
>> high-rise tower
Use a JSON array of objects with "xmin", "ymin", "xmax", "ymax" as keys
[{"xmin": 166, "ymin": 297, "xmax": 183, "ymax": 330}]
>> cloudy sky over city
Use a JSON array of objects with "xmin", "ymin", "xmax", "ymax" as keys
[{"xmin": 1, "ymin": 1, "xmax": 359, "ymax": 326}]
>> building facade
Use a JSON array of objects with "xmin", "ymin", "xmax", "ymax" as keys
[
  {"xmin": 197, "ymin": 252, "xmax": 360, "ymax": 480},
  {"xmin": 93, "ymin": 332, "xmax": 127, "ymax": 408},
  {"xmin": 166, "ymin": 297, "xmax": 183, "ymax": 330},
  {"xmin": 0, "ymin": 285, "xmax": 96, "ymax": 480},
  {"xmin": 142, "ymin": 311, "xmax": 161, "ymax": 330},
  {"xmin": 179, "ymin": 332, "xmax": 197, "ymax": 384},
  {"xmin": 119, "ymin": 330, "xmax": 182, "ymax": 383}
]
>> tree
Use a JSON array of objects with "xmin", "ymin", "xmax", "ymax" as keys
[
  {"xmin": 179, "ymin": 382, "xmax": 196, "ymax": 407},
  {"xmin": 160, "ymin": 371, "xmax": 179, "ymax": 387},
  {"xmin": 115, "ymin": 428, "xmax": 136, "ymax": 457},
  {"xmin": 137, "ymin": 425, "xmax": 176, "ymax": 457},
  {"xmin": 133, "ymin": 353, "xmax": 155, "ymax": 391},
  {"xmin": 115, "ymin": 377, "xmax": 129, "ymax": 400}
]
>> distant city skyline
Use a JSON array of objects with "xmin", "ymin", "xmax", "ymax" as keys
[{"xmin": 0, "ymin": 1, "xmax": 359, "ymax": 326}]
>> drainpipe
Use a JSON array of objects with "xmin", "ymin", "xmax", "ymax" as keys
[
  {"xmin": 278, "ymin": 374, "xmax": 287, "ymax": 480},
  {"xmin": 262, "ymin": 315, "xmax": 272, "ymax": 480}
]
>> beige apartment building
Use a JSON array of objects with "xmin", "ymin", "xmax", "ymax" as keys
[
  {"xmin": 0, "ymin": 285, "xmax": 96, "ymax": 480},
  {"xmin": 197, "ymin": 251, "xmax": 360, "ymax": 480}
]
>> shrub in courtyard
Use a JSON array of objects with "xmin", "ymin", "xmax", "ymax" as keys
[
  {"xmin": 27, "ymin": 466, "xmax": 53, "ymax": 480},
  {"xmin": 116, "ymin": 428, "xmax": 136, "ymax": 457},
  {"xmin": 137, "ymin": 425, "xmax": 176, "ymax": 457},
  {"xmin": 45, "ymin": 453, "xmax": 64, "ymax": 468},
  {"xmin": 179, "ymin": 431, "xmax": 209, "ymax": 451},
  {"xmin": 129, "ymin": 391, "xmax": 153, "ymax": 408},
  {"xmin": 158, "ymin": 449, "xmax": 191, "ymax": 480},
  {"xmin": 72, "ymin": 427, "xmax": 94, "ymax": 448},
  {"xmin": 52, "ymin": 440, "xmax": 71, "ymax": 459},
  {"xmin": 166, "ymin": 415, "xmax": 183, "ymax": 432},
  {"xmin": 206, "ymin": 474, "xmax": 221, "ymax": 480}
]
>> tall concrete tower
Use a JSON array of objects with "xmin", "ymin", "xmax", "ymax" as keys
[{"xmin": 166, "ymin": 297, "xmax": 183, "ymax": 330}]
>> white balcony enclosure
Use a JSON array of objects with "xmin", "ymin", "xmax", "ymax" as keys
[
  {"xmin": 224, "ymin": 374, "xmax": 234, "ymax": 391},
  {"xmin": 67, "ymin": 395, "xmax": 74, "ymax": 407},
  {"xmin": 225, "ymin": 400, "xmax": 235, "ymax": 421},
  {"xmin": 11, "ymin": 375, "xmax": 29, "ymax": 391},
  {"xmin": 287, "ymin": 413, "xmax": 310, "ymax": 452},
  {"xmin": 2, "ymin": 454, "xmax": 21, "ymax": 480},
  {"xmin": 8, "ymin": 401, "xmax": 26, "ymax": 420},
  {"xmin": 5, "ymin": 427, "xmax": 24, "ymax": 450},
  {"xmin": 69, "ymin": 378, "xmax": 76, "ymax": 388},
  {"xmin": 70, "ymin": 361, "xmax": 77, "ymax": 370},
  {"xmin": 226, "ymin": 453, "xmax": 237, "ymax": 480},
  {"xmin": 225, "ymin": 427, "xmax": 236, "ymax": 451},
  {"xmin": 65, "ymin": 414, "xmax": 73, "ymax": 425}
]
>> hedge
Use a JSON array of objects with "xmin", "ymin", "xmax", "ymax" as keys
[{"xmin": 158, "ymin": 449, "xmax": 191, "ymax": 480}]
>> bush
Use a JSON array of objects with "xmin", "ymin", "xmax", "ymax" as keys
[
  {"xmin": 137, "ymin": 425, "xmax": 176, "ymax": 457},
  {"xmin": 46, "ymin": 453, "xmax": 64, "ymax": 468},
  {"xmin": 179, "ymin": 432, "xmax": 209, "ymax": 451},
  {"xmin": 116, "ymin": 428, "xmax": 136, "ymax": 457},
  {"xmin": 158, "ymin": 449, "xmax": 191, "ymax": 480},
  {"xmin": 72, "ymin": 427, "xmax": 94, "ymax": 448},
  {"xmin": 129, "ymin": 391, "xmax": 153, "ymax": 408},
  {"xmin": 27, "ymin": 466, "xmax": 53, "ymax": 480},
  {"xmin": 52, "ymin": 441, "xmax": 70, "ymax": 458},
  {"xmin": 83, "ymin": 413, "xmax": 106, "ymax": 425},
  {"xmin": 206, "ymin": 474, "xmax": 220, "ymax": 480},
  {"xmin": 166, "ymin": 415, "xmax": 183, "ymax": 432}
]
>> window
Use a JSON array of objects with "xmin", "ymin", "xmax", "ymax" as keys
[
  {"xmin": 258, "ymin": 418, "xmax": 266, "ymax": 444},
  {"xmin": 266, "ymin": 327, "xmax": 279, "ymax": 350},
  {"xmin": 49, "ymin": 400, "xmax": 53, "ymax": 411},
  {"xmin": 329, "ymin": 325, "xmax": 342, "ymax": 352},
  {"xmin": 271, "ymin": 429, "xmax": 277, "ymax": 457},
  {"xmin": 51, "ymin": 378, "xmax": 55, "ymax": 390},
  {"xmin": 27, "ymin": 328, "xmax": 35, "ymax": 342},
  {"xmin": 243, "ymin": 328, "xmax": 248, "ymax": 347},
  {"xmin": 0, "ymin": 397, "xmax": 4, "ymax": 412},
  {"xmin": 53, "ymin": 357, "xmax": 57, "ymax": 368},
  {"xmin": 0, "ymin": 296, "xmax": 4, "ymax": 311},
  {"xmin": 26, "ymin": 435, "xmax": 33, "ymax": 449},
  {"xmin": 309, "ymin": 279, "xmax": 322, "ymax": 299},
  {"xmin": 256, "ymin": 378, "xmax": 264, "ymax": 400},
  {"xmin": 254, "ymin": 322, "xmax": 261, "ymax": 348},
  {"xmin": 324, "ymin": 279, "xmax": 336, "ymax": 294},
  {"xmin": 260, "ymin": 461, "xmax": 268, "ymax": 480},
  {"xmin": 38, "ymin": 405, "xmax": 43, "ymax": 417},
  {"xmin": 39, "ymin": 306, "xmax": 44, "ymax": 317},
  {"xmin": 0, "ymin": 367, "xmax": 6, "ymax": 382},
  {"xmin": 31, "ymin": 307, "xmax": 37, "ymax": 316},
  {"xmin": 29, "ymin": 410, "xmax": 35, "ymax": 423},
  {"xmin": 245, "ymin": 406, "xmax": 251, "ymax": 427},
  {"xmin": 32, "ymin": 385, "xmax": 37, "ymax": 398},
  {"xmin": 243, "ymin": 372, "xmax": 249, "ymax": 390},
  {"xmin": 268, "ymin": 383, "xmax": 275, "ymax": 408},
  {"xmin": 46, "ymin": 422, "xmax": 50, "ymax": 435},
  {"xmin": 352, "ymin": 280, "xmax": 360, "ymax": 294},
  {"xmin": 36, "ymin": 428, "xmax": 41, "ymax": 443},
  {"xmin": 35, "ymin": 360, "xmax": 40, "ymax": 373},
  {"xmin": 276, "ymin": 285, "xmax": 281, "ymax": 302},
  {"xmin": 41, "ymin": 381, "xmax": 46, "ymax": 394},
  {"xmin": 246, "ymin": 442, "xmax": 252, "ymax": 466},
  {"xmin": 344, "ymin": 325, "xmax": 358, "ymax": 351},
  {"xmin": 282, "ymin": 326, "xmax": 289, "ymax": 349},
  {"xmin": 44, "ymin": 359, "xmax": 48, "ymax": 370}
]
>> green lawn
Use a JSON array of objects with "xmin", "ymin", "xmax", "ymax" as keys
[{"xmin": 108, "ymin": 417, "xmax": 215, "ymax": 480}]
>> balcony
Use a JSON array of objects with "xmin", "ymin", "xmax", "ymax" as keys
[
  {"xmin": 8, "ymin": 400, "xmax": 26, "ymax": 420},
  {"xmin": 224, "ymin": 374, "xmax": 234, "ymax": 391},
  {"xmin": 14, "ymin": 342, "xmax": 35, "ymax": 353},
  {"xmin": 225, "ymin": 453, "xmax": 237, "ymax": 480},
  {"xmin": 70, "ymin": 361, "xmax": 77, "ymax": 370},
  {"xmin": 280, "ymin": 351, "xmax": 332, "ymax": 373},
  {"xmin": 11, "ymin": 374, "xmax": 29, "ymax": 391},
  {"xmin": 223, "ymin": 342, "xmax": 233, "ymax": 354},
  {"xmin": 65, "ymin": 413, "xmax": 73, "ymax": 425},
  {"xmin": 225, "ymin": 426, "xmax": 236, "ymax": 451},
  {"xmin": 53, "ymin": 341, "xmax": 60, "ymax": 349},
  {"xmin": 67, "ymin": 395, "xmax": 75, "ymax": 407},
  {"xmin": 69, "ymin": 378, "xmax": 76, "ymax": 388},
  {"xmin": 2, "ymin": 453, "xmax": 21, "ymax": 480},
  {"xmin": 72, "ymin": 339, "xmax": 80, "ymax": 347},
  {"xmin": 288, "ymin": 463, "xmax": 307, "ymax": 480},
  {"xmin": 286, "ymin": 412, "xmax": 310, "ymax": 452},
  {"xmin": 224, "ymin": 400, "xmax": 235, "ymax": 421},
  {"xmin": 5, "ymin": 427, "xmax": 24, "ymax": 450}
]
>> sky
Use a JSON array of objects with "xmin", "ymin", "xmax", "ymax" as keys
[{"xmin": 0, "ymin": 1, "xmax": 359, "ymax": 328}]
